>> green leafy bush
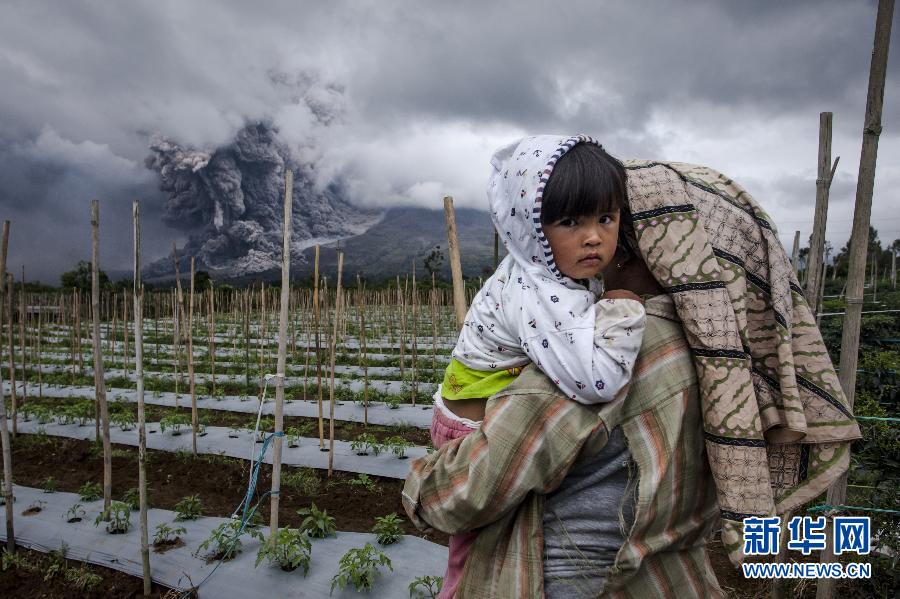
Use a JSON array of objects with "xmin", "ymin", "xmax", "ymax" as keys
[
  {"xmin": 159, "ymin": 412, "xmax": 191, "ymax": 435},
  {"xmin": 197, "ymin": 518, "xmax": 263, "ymax": 560},
  {"xmin": 153, "ymin": 522, "xmax": 186, "ymax": 546}
]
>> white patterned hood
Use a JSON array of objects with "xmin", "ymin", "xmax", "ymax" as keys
[{"xmin": 452, "ymin": 135, "xmax": 644, "ymax": 404}]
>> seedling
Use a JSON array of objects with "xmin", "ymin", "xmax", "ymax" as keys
[
  {"xmin": 386, "ymin": 436, "xmax": 412, "ymax": 459},
  {"xmin": 78, "ymin": 481, "xmax": 102, "ymax": 502},
  {"xmin": 121, "ymin": 487, "xmax": 140, "ymax": 511},
  {"xmin": 350, "ymin": 433, "xmax": 378, "ymax": 456},
  {"xmin": 64, "ymin": 565, "xmax": 102, "ymax": 591},
  {"xmin": 22, "ymin": 500, "xmax": 46, "ymax": 516},
  {"xmin": 111, "ymin": 410, "xmax": 136, "ymax": 431},
  {"xmin": 408, "ymin": 575, "xmax": 444, "ymax": 598},
  {"xmin": 330, "ymin": 543, "xmax": 393, "ymax": 594},
  {"xmin": 297, "ymin": 502, "xmax": 336, "ymax": 539},
  {"xmin": 94, "ymin": 501, "xmax": 132, "ymax": 534},
  {"xmin": 372, "ymin": 512, "xmax": 404, "ymax": 545},
  {"xmin": 66, "ymin": 503, "xmax": 86, "ymax": 523},
  {"xmin": 160, "ymin": 413, "xmax": 191, "ymax": 435},
  {"xmin": 281, "ymin": 469, "xmax": 321, "ymax": 496},
  {"xmin": 40, "ymin": 476, "xmax": 57, "ymax": 493},
  {"xmin": 197, "ymin": 518, "xmax": 263, "ymax": 561},
  {"xmin": 174, "ymin": 494, "xmax": 203, "ymax": 521},
  {"xmin": 153, "ymin": 522, "xmax": 187, "ymax": 549},
  {"xmin": 348, "ymin": 473, "xmax": 377, "ymax": 493},
  {"xmin": 255, "ymin": 527, "xmax": 312, "ymax": 573},
  {"xmin": 285, "ymin": 427, "xmax": 302, "ymax": 448}
]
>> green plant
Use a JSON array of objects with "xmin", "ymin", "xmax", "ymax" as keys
[
  {"xmin": 386, "ymin": 436, "xmax": 412, "ymax": 459},
  {"xmin": 384, "ymin": 395, "xmax": 401, "ymax": 410},
  {"xmin": 372, "ymin": 512, "xmax": 404, "ymax": 545},
  {"xmin": 297, "ymin": 502, "xmax": 336, "ymax": 539},
  {"xmin": 330, "ymin": 543, "xmax": 393, "ymax": 594},
  {"xmin": 197, "ymin": 518, "xmax": 263, "ymax": 560},
  {"xmin": 78, "ymin": 481, "xmax": 102, "ymax": 502},
  {"xmin": 350, "ymin": 433, "xmax": 378, "ymax": 456},
  {"xmin": 111, "ymin": 410, "xmax": 135, "ymax": 431},
  {"xmin": 40, "ymin": 476, "xmax": 57, "ymax": 493},
  {"xmin": 174, "ymin": 494, "xmax": 203, "ymax": 521},
  {"xmin": 285, "ymin": 427, "xmax": 303, "ymax": 448},
  {"xmin": 348, "ymin": 473, "xmax": 377, "ymax": 493},
  {"xmin": 121, "ymin": 487, "xmax": 140, "ymax": 511},
  {"xmin": 255, "ymin": 527, "xmax": 312, "ymax": 573},
  {"xmin": 408, "ymin": 575, "xmax": 444, "ymax": 598},
  {"xmin": 94, "ymin": 501, "xmax": 132, "ymax": 534},
  {"xmin": 64, "ymin": 565, "xmax": 103, "ymax": 591},
  {"xmin": 159, "ymin": 412, "xmax": 190, "ymax": 435},
  {"xmin": 281, "ymin": 469, "xmax": 320, "ymax": 495},
  {"xmin": 43, "ymin": 542, "xmax": 68, "ymax": 581},
  {"xmin": 256, "ymin": 416, "xmax": 274, "ymax": 442},
  {"xmin": 66, "ymin": 503, "xmax": 86, "ymax": 523},
  {"xmin": 153, "ymin": 522, "xmax": 186, "ymax": 546}
]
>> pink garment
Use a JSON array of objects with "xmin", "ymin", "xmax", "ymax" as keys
[{"xmin": 430, "ymin": 403, "xmax": 480, "ymax": 599}]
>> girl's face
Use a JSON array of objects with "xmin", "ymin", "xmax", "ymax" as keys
[{"xmin": 543, "ymin": 209, "xmax": 621, "ymax": 280}]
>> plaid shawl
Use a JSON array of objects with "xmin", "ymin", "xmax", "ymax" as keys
[{"xmin": 624, "ymin": 160, "xmax": 862, "ymax": 565}]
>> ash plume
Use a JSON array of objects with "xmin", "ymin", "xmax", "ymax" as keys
[{"xmin": 143, "ymin": 122, "xmax": 382, "ymax": 280}]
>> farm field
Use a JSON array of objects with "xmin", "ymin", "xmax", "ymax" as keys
[{"xmin": 1, "ymin": 281, "xmax": 898, "ymax": 598}]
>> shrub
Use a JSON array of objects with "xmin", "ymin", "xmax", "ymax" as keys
[
  {"xmin": 297, "ymin": 502, "xmax": 336, "ymax": 539},
  {"xmin": 386, "ymin": 436, "xmax": 412, "ymax": 459},
  {"xmin": 372, "ymin": 512, "xmax": 404, "ymax": 545},
  {"xmin": 350, "ymin": 433, "xmax": 378, "ymax": 456},
  {"xmin": 174, "ymin": 494, "xmax": 203, "ymax": 521},
  {"xmin": 255, "ymin": 528, "xmax": 312, "ymax": 573},
  {"xmin": 330, "ymin": 543, "xmax": 393, "ymax": 594},
  {"xmin": 40, "ymin": 477, "xmax": 57, "ymax": 493}
]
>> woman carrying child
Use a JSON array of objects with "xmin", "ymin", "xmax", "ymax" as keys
[{"xmin": 405, "ymin": 135, "xmax": 861, "ymax": 597}]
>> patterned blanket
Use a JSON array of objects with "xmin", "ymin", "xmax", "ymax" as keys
[{"xmin": 624, "ymin": 160, "xmax": 862, "ymax": 564}]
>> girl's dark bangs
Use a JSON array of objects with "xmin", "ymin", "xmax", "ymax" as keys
[{"xmin": 541, "ymin": 143, "xmax": 627, "ymax": 224}]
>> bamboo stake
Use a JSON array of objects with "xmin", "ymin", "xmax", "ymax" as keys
[
  {"xmin": 0, "ymin": 221, "xmax": 14, "ymax": 554},
  {"xmin": 443, "ymin": 197, "xmax": 466, "ymax": 327},
  {"xmin": 208, "ymin": 287, "xmax": 215, "ymax": 397},
  {"xmin": 818, "ymin": 2, "xmax": 894, "ymax": 597},
  {"xmin": 397, "ymin": 276, "xmax": 405, "ymax": 379},
  {"xmin": 188, "ymin": 257, "xmax": 197, "ymax": 455},
  {"xmin": 90, "ymin": 200, "xmax": 112, "ymax": 511},
  {"xmin": 270, "ymin": 168, "xmax": 293, "ymax": 535},
  {"xmin": 411, "ymin": 263, "xmax": 418, "ymax": 406},
  {"xmin": 18, "ymin": 267, "xmax": 26, "ymax": 417},
  {"xmin": 172, "ymin": 244, "xmax": 186, "ymax": 403},
  {"xmin": 132, "ymin": 201, "xmax": 152, "ymax": 596},
  {"xmin": 75, "ymin": 288, "xmax": 83, "ymax": 374},
  {"xmin": 6, "ymin": 275, "xmax": 16, "ymax": 437},
  {"xmin": 123, "ymin": 291, "xmax": 129, "ymax": 375},
  {"xmin": 806, "ymin": 112, "xmax": 839, "ymax": 316},
  {"xmin": 357, "ymin": 275, "xmax": 368, "ymax": 426},
  {"xmin": 36, "ymin": 308, "xmax": 41, "ymax": 399},
  {"xmin": 314, "ymin": 246, "xmax": 324, "ymax": 449},
  {"xmin": 327, "ymin": 252, "xmax": 344, "ymax": 477}
]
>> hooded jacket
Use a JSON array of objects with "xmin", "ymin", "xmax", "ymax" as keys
[{"xmin": 452, "ymin": 135, "xmax": 645, "ymax": 403}]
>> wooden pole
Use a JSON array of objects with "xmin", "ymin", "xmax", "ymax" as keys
[
  {"xmin": 172, "ymin": 244, "xmax": 186, "ymax": 403},
  {"xmin": 357, "ymin": 275, "xmax": 368, "ymax": 427},
  {"xmin": 791, "ymin": 230, "xmax": 801, "ymax": 276},
  {"xmin": 818, "ymin": 2, "xmax": 894, "ymax": 597},
  {"xmin": 327, "ymin": 252, "xmax": 344, "ymax": 477},
  {"xmin": 0, "ymin": 221, "xmax": 15, "ymax": 553},
  {"xmin": 90, "ymin": 200, "xmax": 112, "ymax": 511},
  {"xmin": 132, "ymin": 201, "xmax": 152, "ymax": 596},
  {"xmin": 314, "ymin": 246, "xmax": 324, "ymax": 449},
  {"xmin": 18, "ymin": 267, "xmax": 26, "ymax": 419},
  {"xmin": 270, "ymin": 168, "xmax": 293, "ymax": 535},
  {"xmin": 411, "ymin": 262, "xmax": 418, "ymax": 406},
  {"xmin": 805, "ymin": 112, "xmax": 838, "ymax": 316},
  {"xmin": 5, "ymin": 275, "xmax": 16, "ymax": 438},
  {"xmin": 443, "ymin": 197, "xmax": 466, "ymax": 327},
  {"xmin": 188, "ymin": 257, "xmax": 197, "ymax": 455}
]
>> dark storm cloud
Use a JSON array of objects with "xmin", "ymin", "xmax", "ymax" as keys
[{"xmin": 0, "ymin": 0, "xmax": 897, "ymax": 283}]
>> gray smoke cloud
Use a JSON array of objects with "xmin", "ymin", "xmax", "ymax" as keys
[{"xmin": 143, "ymin": 122, "xmax": 381, "ymax": 279}]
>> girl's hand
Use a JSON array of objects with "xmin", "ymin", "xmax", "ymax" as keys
[{"xmin": 600, "ymin": 289, "xmax": 643, "ymax": 303}]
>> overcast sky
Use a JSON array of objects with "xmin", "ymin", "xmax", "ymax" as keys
[{"xmin": 1, "ymin": 0, "xmax": 898, "ymax": 284}]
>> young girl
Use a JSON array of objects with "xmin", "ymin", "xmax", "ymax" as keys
[{"xmin": 430, "ymin": 135, "xmax": 645, "ymax": 598}]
